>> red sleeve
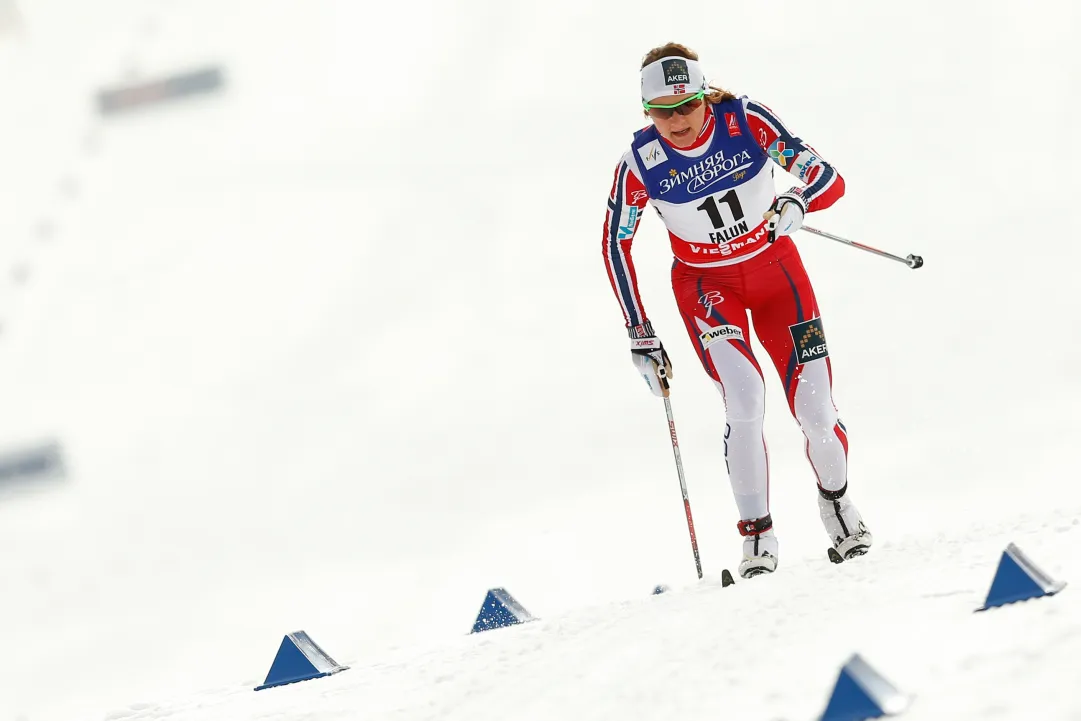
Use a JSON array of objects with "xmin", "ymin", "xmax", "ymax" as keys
[
  {"xmin": 601, "ymin": 155, "xmax": 652, "ymax": 331},
  {"xmin": 744, "ymin": 99, "xmax": 845, "ymax": 212}
]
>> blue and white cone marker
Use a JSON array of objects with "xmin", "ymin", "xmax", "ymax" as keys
[
  {"xmin": 254, "ymin": 631, "xmax": 349, "ymax": 691},
  {"xmin": 976, "ymin": 542, "xmax": 1066, "ymax": 611},
  {"xmin": 819, "ymin": 654, "xmax": 910, "ymax": 721},
  {"xmin": 471, "ymin": 587, "xmax": 534, "ymax": 633}
]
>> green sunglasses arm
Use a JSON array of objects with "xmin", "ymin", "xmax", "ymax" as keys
[{"xmin": 642, "ymin": 90, "xmax": 706, "ymax": 110}]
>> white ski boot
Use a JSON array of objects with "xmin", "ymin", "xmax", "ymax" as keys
[
  {"xmin": 818, "ymin": 485, "xmax": 872, "ymax": 561},
  {"xmin": 737, "ymin": 514, "xmax": 778, "ymax": 578}
]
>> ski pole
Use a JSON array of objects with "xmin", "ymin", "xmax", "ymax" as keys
[
  {"xmin": 658, "ymin": 377, "xmax": 703, "ymax": 579},
  {"xmin": 801, "ymin": 225, "xmax": 924, "ymax": 269}
]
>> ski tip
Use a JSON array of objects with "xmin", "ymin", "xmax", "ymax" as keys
[
  {"xmin": 721, "ymin": 569, "xmax": 735, "ymax": 587},
  {"xmin": 828, "ymin": 547, "xmax": 844, "ymax": 564}
]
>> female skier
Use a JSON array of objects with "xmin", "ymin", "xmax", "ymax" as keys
[{"xmin": 602, "ymin": 42, "xmax": 871, "ymax": 578}]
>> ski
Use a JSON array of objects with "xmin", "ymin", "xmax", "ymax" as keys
[{"xmin": 721, "ymin": 568, "xmax": 735, "ymax": 587}]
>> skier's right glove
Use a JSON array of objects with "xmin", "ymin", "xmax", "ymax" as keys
[
  {"xmin": 629, "ymin": 321, "xmax": 672, "ymax": 398},
  {"xmin": 763, "ymin": 188, "xmax": 807, "ymax": 242}
]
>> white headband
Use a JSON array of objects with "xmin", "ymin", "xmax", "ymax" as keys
[{"xmin": 641, "ymin": 56, "xmax": 708, "ymax": 104}]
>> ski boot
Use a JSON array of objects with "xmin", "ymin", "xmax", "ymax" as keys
[
  {"xmin": 737, "ymin": 514, "xmax": 778, "ymax": 578},
  {"xmin": 818, "ymin": 484, "xmax": 872, "ymax": 561}
]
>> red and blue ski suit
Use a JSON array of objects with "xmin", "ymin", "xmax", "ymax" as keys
[{"xmin": 602, "ymin": 95, "xmax": 848, "ymax": 525}]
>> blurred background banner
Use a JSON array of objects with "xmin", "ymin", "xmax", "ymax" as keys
[
  {"xmin": 0, "ymin": 438, "xmax": 65, "ymax": 488},
  {"xmin": 96, "ymin": 65, "xmax": 226, "ymax": 116},
  {"xmin": 0, "ymin": 0, "xmax": 21, "ymax": 37}
]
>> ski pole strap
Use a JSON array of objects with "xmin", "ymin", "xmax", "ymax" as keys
[{"xmin": 737, "ymin": 513, "xmax": 773, "ymax": 537}]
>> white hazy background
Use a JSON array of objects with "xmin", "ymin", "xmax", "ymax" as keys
[{"xmin": 0, "ymin": 1, "xmax": 1078, "ymax": 719}]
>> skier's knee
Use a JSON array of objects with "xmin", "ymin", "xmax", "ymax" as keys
[
  {"xmin": 795, "ymin": 402, "xmax": 839, "ymax": 440},
  {"xmin": 712, "ymin": 377, "xmax": 765, "ymax": 422}
]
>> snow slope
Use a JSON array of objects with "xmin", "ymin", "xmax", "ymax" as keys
[
  {"xmin": 0, "ymin": 0, "xmax": 1078, "ymax": 719},
  {"xmin": 92, "ymin": 510, "xmax": 1081, "ymax": 721}
]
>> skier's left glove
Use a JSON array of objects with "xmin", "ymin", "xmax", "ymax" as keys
[
  {"xmin": 629, "ymin": 322, "xmax": 672, "ymax": 398},
  {"xmin": 763, "ymin": 189, "xmax": 807, "ymax": 242}
]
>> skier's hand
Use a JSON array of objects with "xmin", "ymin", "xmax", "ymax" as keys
[
  {"xmin": 763, "ymin": 188, "xmax": 807, "ymax": 242},
  {"xmin": 629, "ymin": 322, "xmax": 672, "ymax": 398}
]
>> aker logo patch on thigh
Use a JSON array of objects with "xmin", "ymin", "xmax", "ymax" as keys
[
  {"xmin": 699, "ymin": 324, "xmax": 744, "ymax": 348},
  {"xmin": 789, "ymin": 317, "xmax": 828, "ymax": 362}
]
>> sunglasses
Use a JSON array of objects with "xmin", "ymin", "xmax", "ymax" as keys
[{"xmin": 643, "ymin": 90, "xmax": 706, "ymax": 119}]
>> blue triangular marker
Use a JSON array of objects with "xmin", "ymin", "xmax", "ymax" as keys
[
  {"xmin": 977, "ymin": 542, "xmax": 1066, "ymax": 611},
  {"xmin": 471, "ymin": 587, "xmax": 534, "ymax": 633},
  {"xmin": 820, "ymin": 654, "xmax": 910, "ymax": 721},
  {"xmin": 254, "ymin": 631, "xmax": 349, "ymax": 691}
]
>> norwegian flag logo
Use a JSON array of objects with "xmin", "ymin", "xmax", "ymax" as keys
[
  {"xmin": 725, "ymin": 112, "xmax": 741, "ymax": 137},
  {"xmin": 672, "ymin": 84, "xmax": 687, "ymax": 94}
]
